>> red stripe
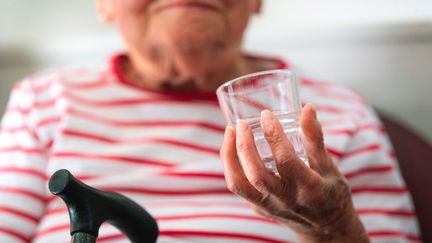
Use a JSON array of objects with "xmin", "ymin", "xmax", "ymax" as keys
[
  {"xmin": 0, "ymin": 126, "xmax": 28, "ymax": 133},
  {"xmin": 315, "ymin": 105, "xmax": 354, "ymax": 114},
  {"xmin": 356, "ymin": 208, "xmax": 416, "ymax": 217},
  {"xmin": 99, "ymin": 186, "xmax": 230, "ymax": 196},
  {"xmin": 320, "ymin": 119, "xmax": 353, "ymax": 127},
  {"xmin": 157, "ymin": 213, "xmax": 277, "ymax": 224},
  {"xmin": 0, "ymin": 187, "xmax": 46, "ymax": 203},
  {"xmin": 45, "ymin": 207, "xmax": 68, "ymax": 217},
  {"xmin": 33, "ymin": 224, "xmax": 69, "ymax": 239},
  {"xmin": 64, "ymin": 91, "xmax": 219, "ymax": 107},
  {"xmin": 324, "ymin": 124, "xmax": 386, "ymax": 137},
  {"xmin": 35, "ymin": 213, "xmax": 277, "ymax": 240},
  {"xmin": 142, "ymin": 201, "xmax": 248, "ymax": 209},
  {"xmin": 326, "ymin": 147, "xmax": 344, "ymax": 158},
  {"xmin": 343, "ymin": 144, "xmax": 382, "ymax": 159},
  {"xmin": 13, "ymin": 69, "xmax": 109, "ymax": 94},
  {"xmin": 5, "ymin": 106, "xmax": 31, "ymax": 114},
  {"xmin": 53, "ymin": 152, "xmax": 175, "ymax": 167},
  {"xmin": 62, "ymin": 130, "xmax": 220, "ymax": 155},
  {"xmin": 1, "ymin": 123, "xmax": 42, "ymax": 141},
  {"xmin": 368, "ymin": 230, "xmax": 421, "ymax": 241},
  {"xmin": 45, "ymin": 139, "xmax": 54, "ymax": 149},
  {"xmin": 5, "ymin": 99, "xmax": 54, "ymax": 114},
  {"xmin": 31, "ymin": 73, "xmax": 108, "ymax": 93},
  {"xmin": 343, "ymin": 165, "xmax": 394, "ymax": 180},
  {"xmin": 44, "ymin": 201, "xmax": 249, "ymax": 217},
  {"xmin": 68, "ymin": 108, "xmax": 225, "ymax": 133},
  {"xmin": 44, "ymin": 201, "xmax": 250, "ymax": 217},
  {"xmin": 312, "ymin": 89, "xmax": 366, "ymax": 105},
  {"xmin": 98, "ymin": 230, "xmax": 288, "ymax": 243},
  {"xmin": 235, "ymin": 95, "xmax": 268, "ymax": 111},
  {"xmin": 0, "ymin": 226, "xmax": 29, "ymax": 242},
  {"xmin": 161, "ymin": 230, "xmax": 287, "ymax": 243},
  {"xmin": 0, "ymin": 167, "xmax": 47, "ymax": 180},
  {"xmin": 9, "ymin": 91, "xmax": 219, "ymax": 113},
  {"xmin": 325, "ymin": 129, "xmax": 355, "ymax": 136},
  {"xmin": 47, "ymin": 186, "xmax": 230, "ymax": 203},
  {"xmin": 0, "ymin": 146, "xmax": 43, "ymax": 154},
  {"xmin": 358, "ymin": 124, "xmax": 386, "ymax": 134},
  {"xmin": 153, "ymin": 138, "xmax": 219, "ymax": 155},
  {"xmin": 327, "ymin": 144, "xmax": 382, "ymax": 160},
  {"xmin": 0, "ymin": 206, "xmax": 39, "ymax": 223},
  {"xmin": 34, "ymin": 99, "xmax": 56, "ymax": 109},
  {"xmin": 351, "ymin": 186, "xmax": 408, "ymax": 195},
  {"xmin": 159, "ymin": 171, "xmax": 225, "ymax": 179},
  {"xmin": 36, "ymin": 116, "xmax": 61, "ymax": 128},
  {"xmin": 300, "ymin": 78, "xmax": 341, "ymax": 88}
]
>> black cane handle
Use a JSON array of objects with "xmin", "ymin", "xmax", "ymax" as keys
[{"xmin": 48, "ymin": 169, "xmax": 159, "ymax": 243}]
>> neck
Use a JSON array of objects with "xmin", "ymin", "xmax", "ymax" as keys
[{"xmin": 121, "ymin": 49, "xmax": 263, "ymax": 93}]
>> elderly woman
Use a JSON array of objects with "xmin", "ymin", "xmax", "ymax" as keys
[{"xmin": 0, "ymin": 0, "xmax": 419, "ymax": 242}]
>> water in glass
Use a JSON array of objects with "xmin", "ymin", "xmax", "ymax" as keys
[{"xmin": 245, "ymin": 112, "xmax": 308, "ymax": 174}]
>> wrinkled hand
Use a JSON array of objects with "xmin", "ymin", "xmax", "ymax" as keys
[{"xmin": 220, "ymin": 104, "xmax": 369, "ymax": 242}]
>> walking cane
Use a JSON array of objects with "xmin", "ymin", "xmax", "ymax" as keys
[{"xmin": 49, "ymin": 169, "xmax": 159, "ymax": 243}]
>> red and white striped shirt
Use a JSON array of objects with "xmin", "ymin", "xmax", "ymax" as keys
[{"xmin": 0, "ymin": 54, "xmax": 420, "ymax": 242}]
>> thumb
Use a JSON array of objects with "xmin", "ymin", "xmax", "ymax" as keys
[{"xmin": 300, "ymin": 104, "xmax": 329, "ymax": 173}]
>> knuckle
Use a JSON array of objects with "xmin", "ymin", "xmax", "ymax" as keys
[
  {"xmin": 236, "ymin": 139, "xmax": 251, "ymax": 153},
  {"xmin": 249, "ymin": 174, "xmax": 267, "ymax": 190},
  {"xmin": 252, "ymin": 206, "xmax": 271, "ymax": 218},
  {"xmin": 265, "ymin": 130, "xmax": 284, "ymax": 146},
  {"xmin": 226, "ymin": 181, "xmax": 242, "ymax": 194},
  {"xmin": 334, "ymin": 177, "xmax": 350, "ymax": 194},
  {"xmin": 276, "ymin": 156, "xmax": 296, "ymax": 170},
  {"xmin": 316, "ymin": 138, "xmax": 326, "ymax": 153}
]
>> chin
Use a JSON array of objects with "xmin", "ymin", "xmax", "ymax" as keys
[{"xmin": 149, "ymin": 10, "xmax": 229, "ymax": 48}]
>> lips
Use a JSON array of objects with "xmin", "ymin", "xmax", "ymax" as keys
[{"xmin": 152, "ymin": 0, "xmax": 223, "ymax": 12}]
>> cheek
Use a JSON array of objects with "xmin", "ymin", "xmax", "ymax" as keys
[
  {"xmin": 115, "ymin": 0, "xmax": 152, "ymax": 17},
  {"xmin": 226, "ymin": 4, "xmax": 253, "ymax": 37},
  {"xmin": 113, "ymin": 0, "xmax": 152, "ymax": 39}
]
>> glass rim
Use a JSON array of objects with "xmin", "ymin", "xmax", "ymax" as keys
[{"xmin": 216, "ymin": 69, "xmax": 294, "ymax": 94}]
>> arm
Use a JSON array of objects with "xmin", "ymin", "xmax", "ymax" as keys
[
  {"xmin": 220, "ymin": 104, "xmax": 370, "ymax": 242},
  {"xmin": 336, "ymin": 107, "xmax": 420, "ymax": 242},
  {"xmin": 0, "ymin": 82, "xmax": 48, "ymax": 242}
]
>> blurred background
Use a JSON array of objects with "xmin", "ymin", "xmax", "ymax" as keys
[{"xmin": 1, "ymin": 0, "xmax": 431, "ymax": 142}]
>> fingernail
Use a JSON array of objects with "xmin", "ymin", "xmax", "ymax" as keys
[
  {"xmin": 307, "ymin": 103, "xmax": 317, "ymax": 119},
  {"xmin": 225, "ymin": 125, "xmax": 235, "ymax": 136},
  {"xmin": 236, "ymin": 120, "xmax": 249, "ymax": 132},
  {"xmin": 260, "ymin": 109, "xmax": 274, "ymax": 127}
]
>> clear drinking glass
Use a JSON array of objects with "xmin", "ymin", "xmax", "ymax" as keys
[{"xmin": 216, "ymin": 70, "xmax": 308, "ymax": 173}]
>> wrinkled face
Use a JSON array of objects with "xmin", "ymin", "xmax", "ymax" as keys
[{"xmin": 98, "ymin": 0, "xmax": 261, "ymax": 81}]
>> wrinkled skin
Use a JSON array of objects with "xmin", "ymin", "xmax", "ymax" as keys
[
  {"xmin": 96, "ymin": 0, "xmax": 262, "ymax": 91},
  {"xmin": 220, "ymin": 104, "xmax": 370, "ymax": 242}
]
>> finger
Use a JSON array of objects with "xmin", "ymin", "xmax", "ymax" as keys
[
  {"xmin": 220, "ymin": 126, "xmax": 263, "ymax": 202},
  {"xmin": 235, "ymin": 120, "xmax": 286, "ymax": 196},
  {"xmin": 300, "ymin": 104, "xmax": 335, "ymax": 175},
  {"xmin": 260, "ymin": 110, "xmax": 321, "ymax": 188}
]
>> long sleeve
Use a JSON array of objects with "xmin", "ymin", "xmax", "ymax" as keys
[
  {"xmin": 336, "ymin": 106, "xmax": 421, "ymax": 242},
  {"xmin": 0, "ymin": 81, "xmax": 48, "ymax": 242}
]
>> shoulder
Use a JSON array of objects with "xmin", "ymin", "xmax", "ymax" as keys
[
  {"xmin": 15, "ymin": 65, "xmax": 108, "ymax": 94},
  {"xmin": 296, "ymin": 75, "xmax": 386, "ymax": 160},
  {"xmin": 7, "ymin": 64, "xmax": 110, "ymax": 119},
  {"xmin": 298, "ymin": 75, "xmax": 371, "ymax": 122}
]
